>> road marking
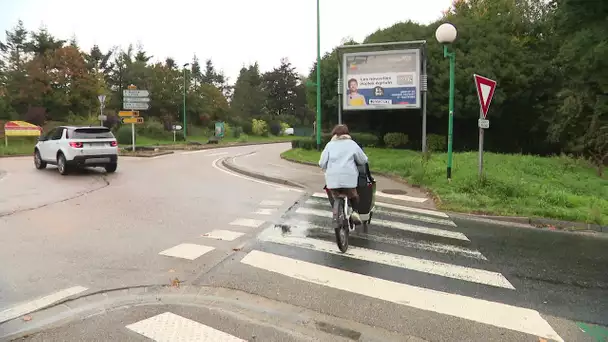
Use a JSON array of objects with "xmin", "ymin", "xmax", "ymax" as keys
[
  {"xmin": 376, "ymin": 190, "xmax": 428, "ymax": 203},
  {"xmin": 260, "ymin": 200, "xmax": 284, "ymax": 206},
  {"xmin": 311, "ymin": 192, "xmax": 448, "ymax": 218},
  {"xmin": 159, "ymin": 244, "xmax": 214, "ymax": 260},
  {"xmin": 277, "ymin": 220, "xmax": 486, "ymax": 259},
  {"xmin": 304, "ymin": 199, "xmax": 456, "ymax": 227},
  {"xmin": 207, "ymin": 151, "xmax": 228, "ymax": 157},
  {"xmin": 254, "ymin": 208, "xmax": 277, "ymax": 215},
  {"xmin": 211, "ymin": 157, "xmax": 304, "ymax": 193},
  {"xmin": 126, "ymin": 312, "xmax": 245, "ymax": 341},
  {"xmin": 241, "ymin": 250, "xmax": 563, "ymax": 342},
  {"xmin": 295, "ymin": 207, "xmax": 469, "ymax": 241},
  {"xmin": 259, "ymin": 235, "xmax": 513, "ymax": 289},
  {"xmin": 0, "ymin": 286, "xmax": 88, "ymax": 323},
  {"xmin": 181, "ymin": 150, "xmax": 208, "ymax": 155},
  {"xmin": 202, "ymin": 230, "xmax": 245, "ymax": 241},
  {"xmin": 230, "ymin": 218, "xmax": 265, "ymax": 228}
]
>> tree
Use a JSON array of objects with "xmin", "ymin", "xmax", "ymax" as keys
[{"xmin": 263, "ymin": 58, "xmax": 300, "ymax": 118}]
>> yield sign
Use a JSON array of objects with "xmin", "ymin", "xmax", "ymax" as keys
[
  {"xmin": 98, "ymin": 94, "xmax": 107, "ymax": 105},
  {"xmin": 473, "ymin": 74, "xmax": 497, "ymax": 118}
]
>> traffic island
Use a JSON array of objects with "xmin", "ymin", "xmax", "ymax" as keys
[{"xmin": 221, "ymin": 154, "xmax": 306, "ymax": 189}]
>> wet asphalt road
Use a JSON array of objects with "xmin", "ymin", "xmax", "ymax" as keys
[{"xmin": 1, "ymin": 143, "xmax": 607, "ymax": 341}]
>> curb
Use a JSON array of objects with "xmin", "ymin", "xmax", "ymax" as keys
[
  {"xmin": 221, "ymin": 155, "xmax": 306, "ymax": 189},
  {"xmin": 119, "ymin": 151, "xmax": 174, "ymax": 158},
  {"xmin": 280, "ymin": 154, "xmax": 608, "ymax": 234},
  {"xmin": 146, "ymin": 140, "xmax": 290, "ymax": 152}
]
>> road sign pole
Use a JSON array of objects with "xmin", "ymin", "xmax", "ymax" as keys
[
  {"xmin": 478, "ymin": 107, "xmax": 484, "ymax": 179},
  {"xmin": 446, "ymin": 45, "xmax": 456, "ymax": 181},
  {"xmin": 100, "ymin": 105, "xmax": 104, "ymax": 127},
  {"xmin": 131, "ymin": 123, "xmax": 135, "ymax": 152}
]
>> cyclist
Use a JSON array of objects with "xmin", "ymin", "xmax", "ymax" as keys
[{"xmin": 319, "ymin": 124, "xmax": 369, "ymax": 224}]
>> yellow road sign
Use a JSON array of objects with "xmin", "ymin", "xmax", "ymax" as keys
[
  {"xmin": 121, "ymin": 117, "xmax": 144, "ymax": 124},
  {"xmin": 127, "ymin": 84, "xmax": 137, "ymax": 90},
  {"xmin": 119, "ymin": 111, "xmax": 139, "ymax": 117}
]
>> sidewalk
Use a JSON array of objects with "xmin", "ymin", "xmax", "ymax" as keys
[{"xmin": 223, "ymin": 143, "xmax": 437, "ymax": 210}]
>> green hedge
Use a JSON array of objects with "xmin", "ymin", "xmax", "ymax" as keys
[{"xmin": 292, "ymin": 133, "xmax": 379, "ymax": 150}]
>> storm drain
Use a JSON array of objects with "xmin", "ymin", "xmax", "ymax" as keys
[{"xmin": 315, "ymin": 321, "xmax": 362, "ymax": 340}]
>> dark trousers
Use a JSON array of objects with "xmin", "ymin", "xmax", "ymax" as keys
[{"xmin": 329, "ymin": 188, "xmax": 359, "ymax": 212}]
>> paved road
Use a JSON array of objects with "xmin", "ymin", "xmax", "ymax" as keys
[{"xmin": 1, "ymin": 143, "xmax": 607, "ymax": 341}]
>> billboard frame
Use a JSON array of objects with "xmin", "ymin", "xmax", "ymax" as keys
[
  {"xmin": 341, "ymin": 49, "xmax": 422, "ymax": 111},
  {"xmin": 335, "ymin": 40, "xmax": 429, "ymax": 152}
]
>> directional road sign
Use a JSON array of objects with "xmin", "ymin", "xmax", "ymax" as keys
[
  {"xmin": 121, "ymin": 117, "xmax": 144, "ymax": 124},
  {"xmin": 119, "ymin": 111, "xmax": 139, "ymax": 117},
  {"xmin": 124, "ymin": 102, "xmax": 150, "ymax": 110},
  {"xmin": 473, "ymin": 74, "xmax": 497, "ymax": 119},
  {"xmin": 123, "ymin": 97, "xmax": 150, "ymax": 103},
  {"xmin": 123, "ymin": 90, "xmax": 149, "ymax": 97}
]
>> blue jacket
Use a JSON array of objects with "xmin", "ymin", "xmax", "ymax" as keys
[{"xmin": 319, "ymin": 134, "xmax": 369, "ymax": 189}]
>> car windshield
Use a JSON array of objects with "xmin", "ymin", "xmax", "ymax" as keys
[{"xmin": 70, "ymin": 128, "xmax": 114, "ymax": 139}]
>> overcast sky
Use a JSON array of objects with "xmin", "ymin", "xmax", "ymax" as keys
[{"xmin": 0, "ymin": 0, "xmax": 451, "ymax": 83}]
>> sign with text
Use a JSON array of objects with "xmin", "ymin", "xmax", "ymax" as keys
[
  {"xmin": 119, "ymin": 111, "xmax": 139, "ymax": 117},
  {"xmin": 342, "ymin": 49, "xmax": 421, "ymax": 110},
  {"xmin": 123, "ymin": 89, "xmax": 149, "ymax": 97},
  {"xmin": 123, "ymin": 102, "xmax": 150, "ymax": 110},
  {"xmin": 121, "ymin": 117, "xmax": 144, "ymax": 124}
]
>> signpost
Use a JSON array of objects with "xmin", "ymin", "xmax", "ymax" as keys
[
  {"xmin": 171, "ymin": 124, "xmax": 183, "ymax": 142},
  {"xmin": 98, "ymin": 94, "xmax": 107, "ymax": 126},
  {"xmin": 122, "ymin": 85, "xmax": 150, "ymax": 151},
  {"xmin": 473, "ymin": 74, "xmax": 497, "ymax": 179}
]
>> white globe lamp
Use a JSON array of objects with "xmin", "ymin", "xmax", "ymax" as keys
[{"xmin": 435, "ymin": 23, "xmax": 458, "ymax": 44}]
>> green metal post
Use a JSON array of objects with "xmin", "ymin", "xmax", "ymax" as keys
[
  {"xmin": 315, "ymin": 0, "xmax": 322, "ymax": 151},
  {"xmin": 444, "ymin": 45, "xmax": 455, "ymax": 180},
  {"xmin": 183, "ymin": 68, "xmax": 187, "ymax": 138}
]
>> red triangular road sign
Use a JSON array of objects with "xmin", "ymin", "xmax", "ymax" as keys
[{"xmin": 474, "ymin": 74, "xmax": 497, "ymax": 118}]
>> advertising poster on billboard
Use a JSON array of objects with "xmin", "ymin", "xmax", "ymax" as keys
[{"xmin": 342, "ymin": 49, "xmax": 421, "ymax": 110}]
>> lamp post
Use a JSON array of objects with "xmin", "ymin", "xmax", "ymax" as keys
[
  {"xmin": 315, "ymin": 0, "xmax": 322, "ymax": 151},
  {"xmin": 183, "ymin": 62, "xmax": 190, "ymax": 139},
  {"xmin": 435, "ymin": 23, "xmax": 458, "ymax": 181}
]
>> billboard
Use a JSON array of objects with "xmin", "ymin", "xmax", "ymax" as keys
[{"xmin": 342, "ymin": 49, "xmax": 421, "ymax": 111}]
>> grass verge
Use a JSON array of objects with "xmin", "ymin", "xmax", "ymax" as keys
[{"xmin": 282, "ymin": 148, "xmax": 608, "ymax": 225}]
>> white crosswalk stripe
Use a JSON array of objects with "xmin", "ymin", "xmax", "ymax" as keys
[{"xmin": 243, "ymin": 194, "xmax": 563, "ymax": 342}]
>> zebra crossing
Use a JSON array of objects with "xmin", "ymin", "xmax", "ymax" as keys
[{"xmin": 242, "ymin": 193, "xmax": 564, "ymax": 342}]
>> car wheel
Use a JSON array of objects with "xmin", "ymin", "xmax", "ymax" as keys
[
  {"xmin": 34, "ymin": 150, "xmax": 46, "ymax": 170},
  {"xmin": 57, "ymin": 153, "xmax": 70, "ymax": 175},
  {"xmin": 104, "ymin": 163, "xmax": 117, "ymax": 173}
]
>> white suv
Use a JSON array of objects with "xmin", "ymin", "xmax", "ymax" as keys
[{"xmin": 34, "ymin": 126, "xmax": 119, "ymax": 175}]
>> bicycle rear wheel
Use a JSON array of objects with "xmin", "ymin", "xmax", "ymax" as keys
[{"xmin": 333, "ymin": 198, "xmax": 349, "ymax": 253}]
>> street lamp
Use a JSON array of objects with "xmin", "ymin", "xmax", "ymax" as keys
[
  {"xmin": 183, "ymin": 63, "xmax": 190, "ymax": 139},
  {"xmin": 435, "ymin": 23, "xmax": 457, "ymax": 181}
]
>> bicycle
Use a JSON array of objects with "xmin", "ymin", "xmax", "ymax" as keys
[{"xmin": 330, "ymin": 191, "xmax": 356, "ymax": 253}]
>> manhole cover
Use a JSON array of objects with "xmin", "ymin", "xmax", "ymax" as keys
[{"xmin": 381, "ymin": 189, "xmax": 408, "ymax": 195}]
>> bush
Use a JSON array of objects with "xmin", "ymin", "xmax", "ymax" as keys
[
  {"xmin": 222, "ymin": 122, "xmax": 232, "ymax": 138},
  {"xmin": 280, "ymin": 122, "xmax": 290, "ymax": 135},
  {"xmin": 252, "ymin": 119, "xmax": 269, "ymax": 136},
  {"xmin": 116, "ymin": 125, "xmax": 135, "ymax": 145},
  {"xmin": 233, "ymin": 126, "xmax": 243, "ymax": 138},
  {"xmin": 269, "ymin": 121, "xmax": 282, "ymax": 136},
  {"xmin": 427, "ymin": 134, "xmax": 447, "ymax": 152},
  {"xmin": 137, "ymin": 118, "xmax": 170, "ymax": 140},
  {"xmin": 292, "ymin": 133, "xmax": 379, "ymax": 150},
  {"xmin": 383, "ymin": 132, "xmax": 409, "ymax": 148},
  {"xmin": 238, "ymin": 134, "xmax": 249, "ymax": 143}
]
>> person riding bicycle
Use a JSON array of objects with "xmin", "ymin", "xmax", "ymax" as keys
[{"xmin": 319, "ymin": 124, "xmax": 369, "ymax": 224}]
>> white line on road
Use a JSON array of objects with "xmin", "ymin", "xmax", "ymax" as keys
[
  {"xmin": 181, "ymin": 149, "xmax": 208, "ymax": 155},
  {"xmin": 254, "ymin": 208, "xmax": 278, "ymax": 215},
  {"xmin": 241, "ymin": 250, "xmax": 563, "ymax": 342},
  {"xmin": 311, "ymin": 192, "xmax": 449, "ymax": 218},
  {"xmin": 260, "ymin": 200, "xmax": 284, "ymax": 206},
  {"xmin": 127, "ymin": 312, "xmax": 245, "ymax": 341},
  {"xmin": 230, "ymin": 218, "xmax": 265, "ymax": 228},
  {"xmin": 211, "ymin": 157, "xmax": 305, "ymax": 193},
  {"xmin": 207, "ymin": 151, "xmax": 228, "ymax": 157},
  {"xmin": 295, "ymin": 207, "xmax": 469, "ymax": 241},
  {"xmin": 202, "ymin": 230, "xmax": 245, "ymax": 241},
  {"xmin": 376, "ymin": 191, "xmax": 428, "ymax": 203},
  {"xmin": 159, "ymin": 243, "xmax": 214, "ymax": 260},
  {"xmin": 259, "ymin": 235, "xmax": 514, "ymax": 289},
  {"xmin": 304, "ymin": 199, "xmax": 456, "ymax": 227},
  {"xmin": 0, "ymin": 286, "xmax": 88, "ymax": 323}
]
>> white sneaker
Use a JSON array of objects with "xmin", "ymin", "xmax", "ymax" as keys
[{"xmin": 350, "ymin": 211, "xmax": 362, "ymax": 225}]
